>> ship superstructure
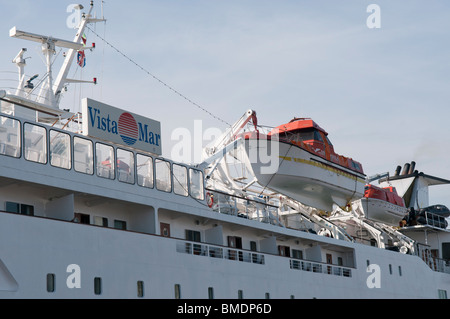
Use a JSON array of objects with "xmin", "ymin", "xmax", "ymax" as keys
[{"xmin": 0, "ymin": 2, "xmax": 449, "ymax": 299}]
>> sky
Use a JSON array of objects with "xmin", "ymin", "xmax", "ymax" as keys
[{"xmin": 1, "ymin": 0, "xmax": 450, "ymax": 207}]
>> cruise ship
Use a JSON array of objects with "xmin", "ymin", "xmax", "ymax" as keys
[{"xmin": 1, "ymin": 2, "xmax": 450, "ymax": 300}]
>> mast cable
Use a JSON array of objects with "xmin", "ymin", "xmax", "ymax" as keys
[{"xmin": 86, "ymin": 25, "xmax": 231, "ymax": 126}]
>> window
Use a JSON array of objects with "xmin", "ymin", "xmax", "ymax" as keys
[
  {"xmin": 174, "ymin": 284, "xmax": 181, "ymax": 299},
  {"xmin": 46, "ymin": 273, "xmax": 55, "ymax": 293},
  {"xmin": 74, "ymin": 137, "xmax": 93, "ymax": 174},
  {"xmin": 155, "ymin": 159, "xmax": 171, "ymax": 192},
  {"xmin": 389, "ymin": 264, "xmax": 392, "ymax": 275},
  {"xmin": 398, "ymin": 266, "xmax": 402, "ymax": 276},
  {"xmin": 74, "ymin": 213, "xmax": 90, "ymax": 224},
  {"xmin": 117, "ymin": 148, "xmax": 134, "ymax": 184},
  {"xmin": 94, "ymin": 277, "xmax": 102, "ymax": 295},
  {"xmin": 186, "ymin": 230, "xmax": 201, "ymax": 242},
  {"xmin": 292, "ymin": 249, "xmax": 303, "ymax": 260},
  {"xmin": 238, "ymin": 290, "xmax": 244, "ymax": 299},
  {"xmin": 24, "ymin": 123, "xmax": 46, "ymax": 163},
  {"xmin": 189, "ymin": 169, "xmax": 204, "ymax": 200},
  {"xmin": 5, "ymin": 201, "xmax": 34, "ymax": 216},
  {"xmin": 173, "ymin": 164, "xmax": 188, "ymax": 196},
  {"xmin": 442, "ymin": 243, "xmax": 450, "ymax": 260},
  {"xmin": 96, "ymin": 143, "xmax": 114, "ymax": 179},
  {"xmin": 0, "ymin": 116, "xmax": 20, "ymax": 158},
  {"xmin": 208, "ymin": 287, "xmax": 214, "ymax": 299},
  {"xmin": 114, "ymin": 219, "xmax": 127, "ymax": 230},
  {"xmin": 265, "ymin": 292, "xmax": 270, "ymax": 299},
  {"xmin": 137, "ymin": 154, "xmax": 153, "ymax": 188},
  {"xmin": 438, "ymin": 289, "xmax": 448, "ymax": 299},
  {"xmin": 93, "ymin": 216, "xmax": 108, "ymax": 227},
  {"xmin": 137, "ymin": 281, "xmax": 144, "ymax": 298},
  {"xmin": 50, "ymin": 130, "xmax": 71, "ymax": 169},
  {"xmin": 278, "ymin": 245, "xmax": 290, "ymax": 257}
]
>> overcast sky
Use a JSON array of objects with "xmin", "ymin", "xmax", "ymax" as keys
[{"xmin": 2, "ymin": 0, "xmax": 450, "ymax": 207}]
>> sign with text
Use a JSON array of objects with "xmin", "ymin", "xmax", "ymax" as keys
[{"xmin": 82, "ymin": 98, "xmax": 161, "ymax": 155}]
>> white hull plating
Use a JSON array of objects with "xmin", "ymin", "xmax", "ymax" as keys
[
  {"xmin": 245, "ymin": 139, "xmax": 365, "ymax": 212},
  {"xmin": 0, "ymin": 211, "xmax": 448, "ymax": 299}
]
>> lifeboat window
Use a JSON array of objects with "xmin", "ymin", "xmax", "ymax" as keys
[
  {"xmin": 0, "ymin": 116, "xmax": 20, "ymax": 158},
  {"xmin": 24, "ymin": 123, "xmax": 47, "ymax": 164},
  {"xmin": 189, "ymin": 168, "xmax": 204, "ymax": 200},
  {"xmin": 96, "ymin": 143, "xmax": 115, "ymax": 179},
  {"xmin": 155, "ymin": 158, "xmax": 172, "ymax": 192},
  {"xmin": 173, "ymin": 164, "xmax": 188, "ymax": 196},
  {"xmin": 73, "ymin": 137, "xmax": 93, "ymax": 175},
  {"xmin": 116, "ymin": 148, "xmax": 135, "ymax": 184},
  {"xmin": 50, "ymin": 130, "xmax": 71, "ymax": 170},
  {"xmin": 137, "ymin": 154, "xmax": 154, "ymax": 188},
  {"xmin": 289, "ymin": 128, "xmax": 324, "ymax": 143}
]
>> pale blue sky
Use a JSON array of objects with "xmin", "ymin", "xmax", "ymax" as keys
[{"xmin": 1, "ymin": 0, "xmax": 450, "ymax": 206}]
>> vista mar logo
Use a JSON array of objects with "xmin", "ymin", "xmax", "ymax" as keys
[{"xmin": 82, "ymin": 98, "xmax": 162, "ymax": 155}]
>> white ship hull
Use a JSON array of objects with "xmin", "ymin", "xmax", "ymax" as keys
[
  {"xmin": 0, "ymin": 211, "xmax": 449, "ymax": 299},
  {"xmin": 244, "ymin": 139, "xmax": 365, "ymax": 211}
]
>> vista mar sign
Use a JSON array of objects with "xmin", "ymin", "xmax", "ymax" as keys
[{"xmin": 82, "ymin": 98, "xmax": 162, "ymax": 155}]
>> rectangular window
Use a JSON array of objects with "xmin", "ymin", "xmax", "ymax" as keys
[
  {"xmin": 5, "ymin": 202, "xmax": 34, "ymax": 216},
  {"xmin": 136, "ymin": 154, "xmax": 153, "ymax": 188},
  {"xmin": 238, "ymin": 290, "xmax": 244, "ymax": 299},
  {"xmin": 94, "ymin": 277, "xmax": 102, "ymax": 295},
  {"xmin": 155, "ymin": 158, "xmax": 171, "ymax": 192},
  {"xmin": 5, "ymin": 201, "xmax": 19, "ymax": 213},
  {"xmin": 117, "ymin": 148, "xmax": 134, "ymax": 184},
  {"xmin": 398, "ymin": 266, "xmax": 402, "ymax": 276},
  {"xmin": 24, "ymin": 123, "xmax": 47, "ymax": 163},
  {"xmin": 438, "ymin": 289, "xmax": 448, "ymax": 299},
  {"xmin": 46, "ymin": 273, "xmax": 55, "ymax": 292},
  {"xmin": 50, "ymin": 130, "xmax": 71, "ymax": 169},
  {"xmin": 137, "ymin": 281, "xmax": 144, "ymax": 298},
  {"xmin": 96, "ymin": 143, "xmax": 114, "ymax": 179},
  {"xmin": 389, "ymin": 264, "xmax": 392, "ymax": 275},
  {"xmin": 93, "ymin": 216, "xmax": 108, "ymax": 227},
  {"xmin": 186, "ymin": 230, "xmax": 201, "ymax": 242},
  {"xmin": 174, "ymin": 284, "xmax": 181, "ymax": 299},
  {"xmin": 114, "ymin": 219, "xmax": 127, "ymax": 230},
  {"xmin": 0, "ymin": 116, "xmax": 20, "ymax": 158},
  {"xmin": 74, "ymin": 213, "xmax": 90, "ymax": 224},
  {"xmin": 173, "ymin": 164, "xmax": 188, "ymax": 196},
  {"xmin": 189, "ymin": 168, "xmax": 204, "ymax": 200},
  {"xmin": 292, "ymin": 249, "xmax": 303, "ymax": 260},
  {"xmin": 74, "ymin": 137, "xmax": 93, "ymax": 174},
  {"xmin": 208, "ymin": 287, "xmax": 214, "ymax": 299}
]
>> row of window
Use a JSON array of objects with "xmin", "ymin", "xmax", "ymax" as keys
[
  {"xmin": 0, "ymin": 115, "xmax": 204, "ymax": 200},
  {"xmin": 46, "ymin": 273, "xmax": 145, "ymax": 297}
]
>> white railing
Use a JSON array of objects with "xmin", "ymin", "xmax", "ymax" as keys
[
  {"xmin": 289, "ymin": 259, "xmax": 352, "ymax": 278},
  {"xmin": 176, "ymin": 240, "xmax": 265, "ymax": 264}
]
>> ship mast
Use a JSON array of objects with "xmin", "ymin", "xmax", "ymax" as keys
[{"xmin": 6, "ymin": 1, "xmax": 105, "ymax": 119}]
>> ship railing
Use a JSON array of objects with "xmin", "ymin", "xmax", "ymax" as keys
[
  {"xmin": 206, "ymin": 188, "xmax": 283, "ymax": 227},
  {"xmin": 176, "ymin": 240, "xmax": 265, "ymax": 265},
  {"xmin": 417, "ymin": 243, "xmax": 450, "ymax": 274},
  {"xmin": 420, "ymin": 211, "xmax": 448, "ymax": 229},
  {"xmin": 289, "ymin": 259, "xmax": 352, "ymax": 277}
]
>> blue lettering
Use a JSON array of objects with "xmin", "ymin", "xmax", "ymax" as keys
[{"xmin": 138, "ymin": 123, "xmax": 148, "ymax": 143}]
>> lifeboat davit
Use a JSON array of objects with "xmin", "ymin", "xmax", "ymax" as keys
[
  {"xmin": 241, "ymin": 117, "xmax": 365, "ymax": 211},
  {"xmin": 353, "ymin": 184, "xmax": 407, "ymax": 226}
]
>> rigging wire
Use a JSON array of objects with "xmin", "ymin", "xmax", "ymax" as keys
[{"xmin": 86, "ymin": 25, "xmax": 231, "ymax": 127}]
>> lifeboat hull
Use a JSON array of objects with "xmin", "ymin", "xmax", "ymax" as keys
[
  {"xmin": 353, "ymin": 198, "xmax": 408, "ymax": 226},
  {"xmin": 243, "ymin": 137, "xmax": 365, "ymax": 211}
]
